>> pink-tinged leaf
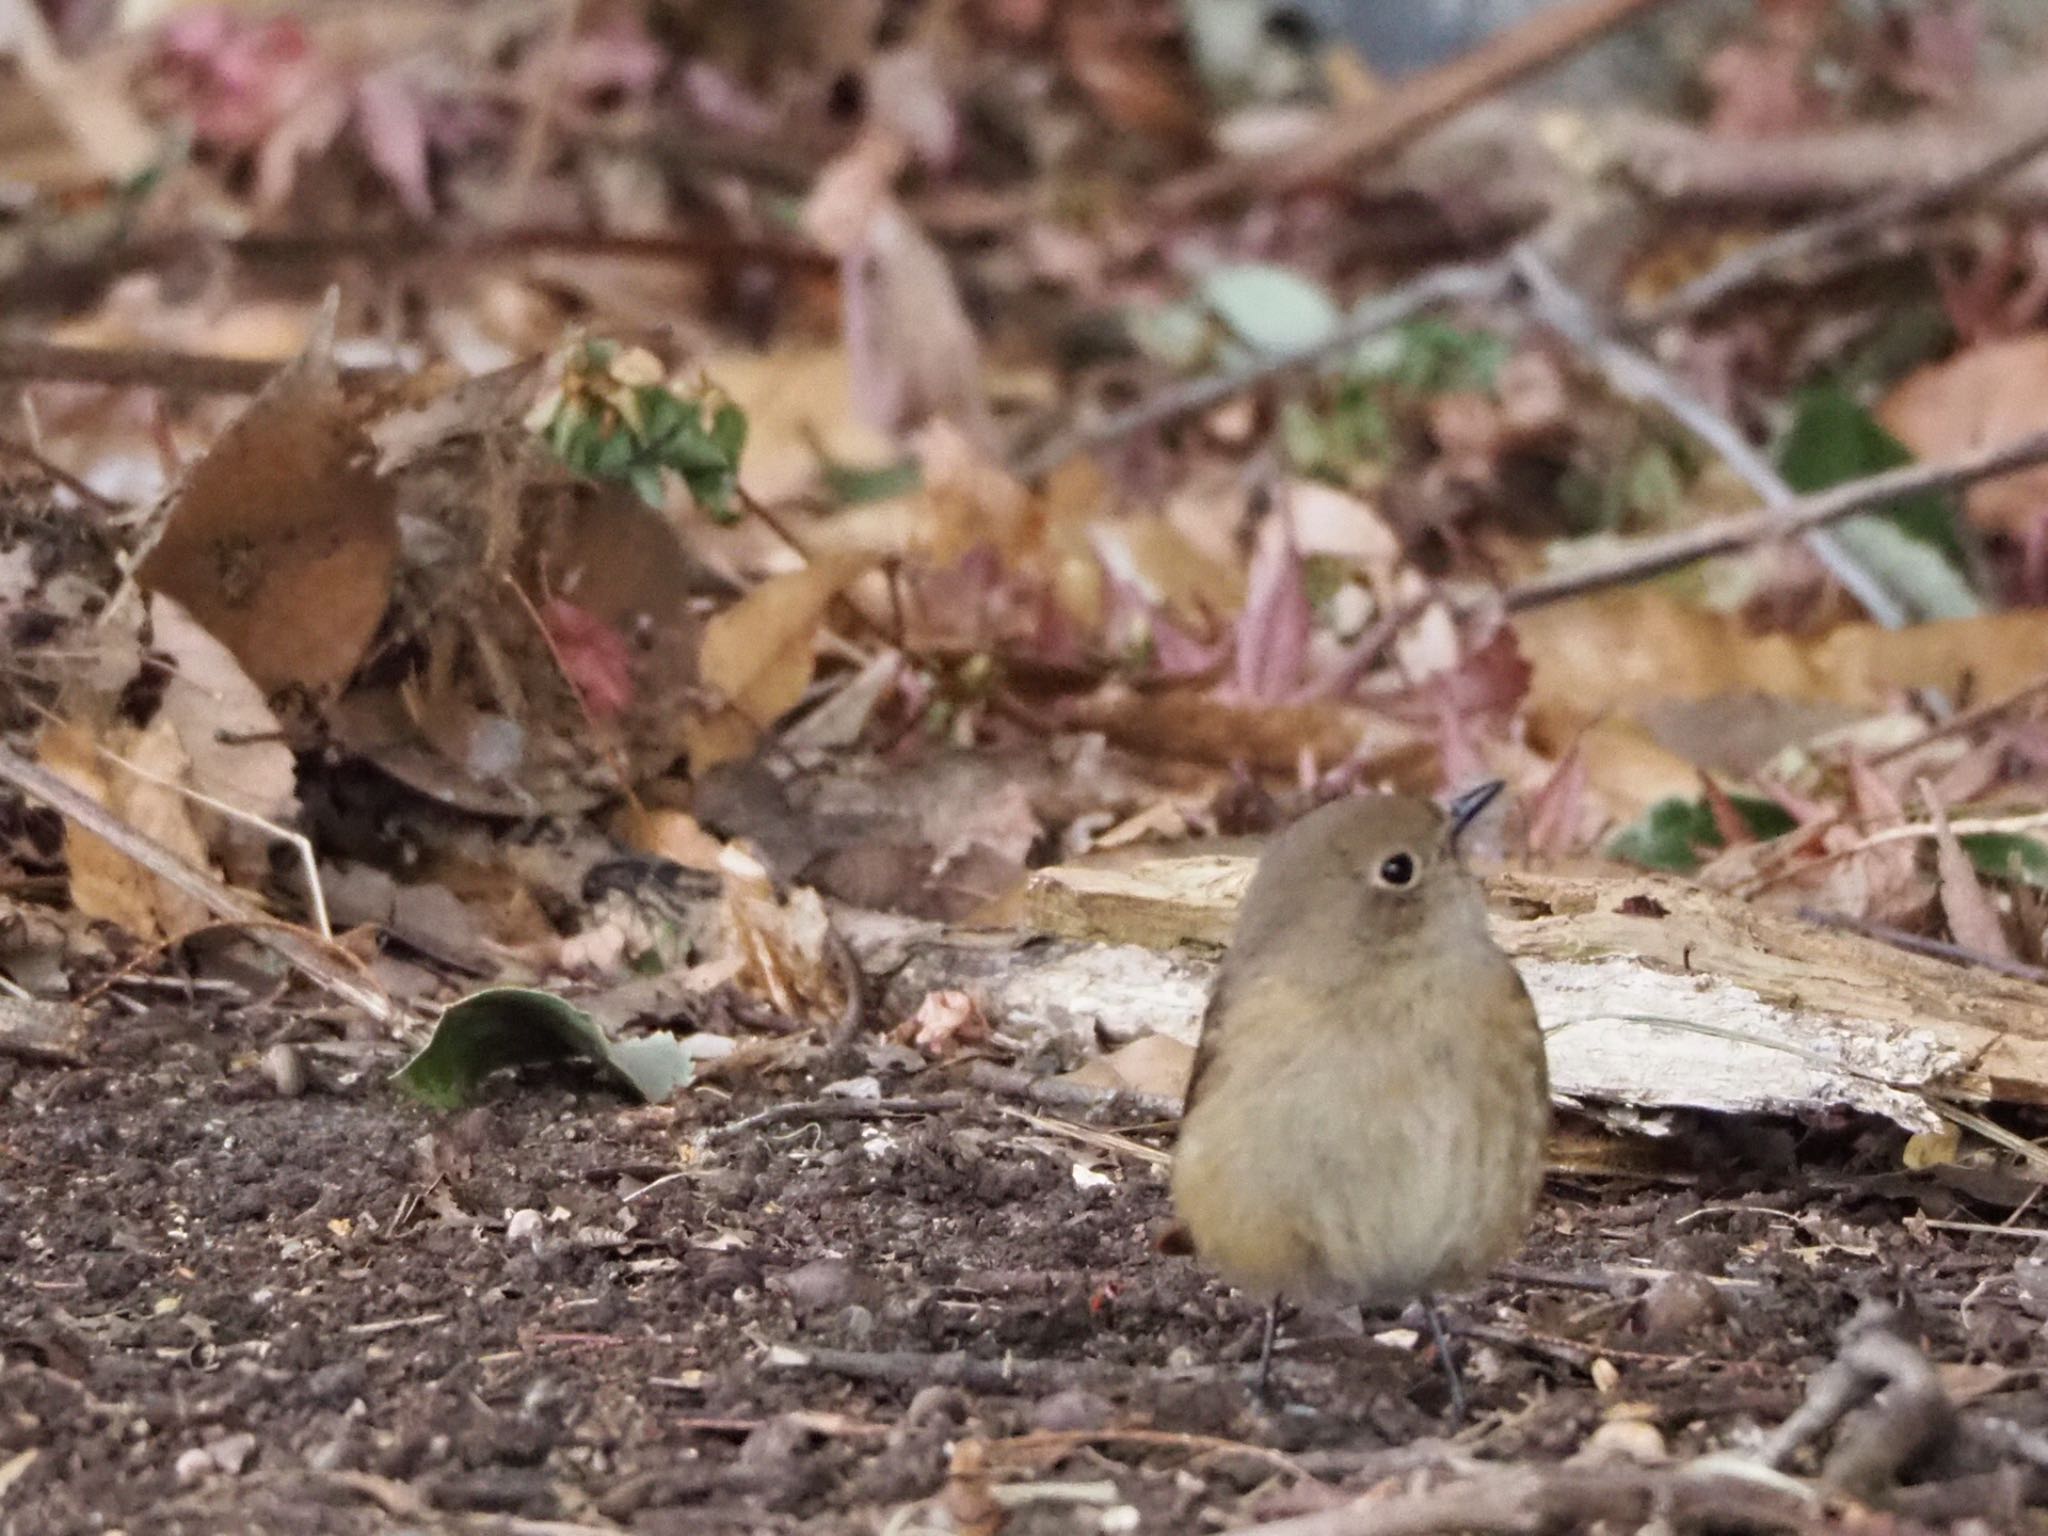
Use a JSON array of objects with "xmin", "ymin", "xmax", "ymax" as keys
[
  {"xmin": 1523, "ymin": 739, "xmax": 1589, "ymax": 858},
  {"xmin": 1923, "ymin": 781, "xmax": 2015, "ymax": 961},
  {"xmin": 1378, "ymin": 622, "xmax": 1532, "ymax": 729},
  {"xmin": 566, "ymin": 19, "xmax": 667, "ymax": 100},
  {"xmin": 156, "ymin": 9, "xmax": 325, "ymax": 149},
  {"xmin": 252, "ymin": 81, "xmax": 351, "ymax": 211},
  {"xmin": 1926, "ymin": 731, "xmax": 2008, "ymax": 809},
  {"xmin": 1877, "ymin": 0, "xmax": 1981, "ymax": 104},
  {"xmin": 354, "ymin": 70, "xmax": 434, "ymax": 220},
  {"xmin": 680, "ymin": 62, "xmax": 781, "ymax": 138},
  {"xmin": 1848, "ymin": 755, "xmax": 1906, "ymax": 825},
  {"xmin": 542, "ymin": 597, "xmax": 634, "ymax": 721},
  {"xmin": 1700, "ymin": 774, "xmax": 1755, "ymax": 848},
  {"xmin": 1433, "ymin": 693, "xmax": 1486, "ymax": 799},
  {"xmin": 1232, "ymin": 511, "xmax": 1310, "ymax": 703}
]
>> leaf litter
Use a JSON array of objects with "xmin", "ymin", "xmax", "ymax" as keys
[{"xmin": 6, "ymin": 0, "xmax": 2048, "ymax": 1529}]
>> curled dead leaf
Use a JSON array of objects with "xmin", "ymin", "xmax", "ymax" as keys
[{"xmin": 136, "ymin": 312, "xmax": 398, "ymax": 693}]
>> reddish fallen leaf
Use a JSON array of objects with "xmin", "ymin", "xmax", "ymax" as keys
[
  {"xmin": 1231, "ymin": 511, "xmax": 1310, "ymax": 704},
  {"xmin": 540, "ymin": 597, "xmax": 635, "ymax": 721},
  {"xmin": 1523, "ymin": 738, "xmax": 1590, "ymax": 859},
  {"xmin": 1924, "ymin": 781, "xmax": 2015, "ymax": 961}
]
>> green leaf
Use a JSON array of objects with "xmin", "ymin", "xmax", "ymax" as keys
[
  {"xmin": 628, "ymin": 462, "xmax": 668, "ymax": 509},
  {"xmin": 546, "ymin": 398, "xmax": 589, "ymax": 459},
  {"xmin": 1125, "ymin": 301, "xmax": 1214, "ymax": 370},
  {"xmin": 710, "ymin": 402, "xmax": 749, "ymax": 462},
  {"xmin": 1608, "ymin": 793, "xmax": 1794, "ymax": 873},
  {"xmin": 1200, "ymin": 263, "xmax": 1341, "ymax": 357},
  {"xmin": 394, "ymin": 987, "xmax": 696, "ymax": 1109},
  {"xmin": 1779, "ymin": 379, "xmax": 1973, "ymax": 560},
  {"xmin": 590, "ymin": 424, "xmax": 638, "ymax": 477},
  {"xmin": 824, "ymin": 456, "xmax": 921, "ymax": 504},
  {"xmin": 1960, "ymin": 832, "xmax": 2048, "ymax": 888},
  {"xmin": 639, "ymin": 387, "xmax": 688, "ymax": 446},
  {"xmin": 1353, "ymin": 318, "xmax": 1507, "ymax": 395},
  {"xmin": 1609, "ymin": 797, "xmax": 1720, "ymax": 873},
  {"xmin": 684, "ymin": 466, "xmax": 737, "ymax": 522}
]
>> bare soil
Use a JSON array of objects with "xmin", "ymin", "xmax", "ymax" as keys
[{"xmin": 4, "ymin": 1008, "xmax": 2046, "ymax": 1535}]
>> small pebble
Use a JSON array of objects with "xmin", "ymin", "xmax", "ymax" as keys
[
  {"xmin": 1032, "ymin": 1388, "xmax": 1113, "ymax": 1433},
  {"xmin": 174, "ymin": 1448, "xmax": 214, "ymax": 1486},
  {"xmin": 1637, "ymin": 1272, "xmax": 1726, "ymax": 1341},
  {"xmin": 770, "ymin": 1258, "xmax": 859, "ymax": 1314},
  {"xmin": 206, "ymin": 1432, "xmax": 256, "ymax": 1475},
  {"xmin": 1584, "ymin": 1418, "xmax": 1667, "ymax": 1463},
  {"xmin": 260, "ymin": 1043, "xmax": 307, "ymax": 1098},
  {"xmin": 505, "ymin": 1208, "xmax": 544, "ymax": 1244}
]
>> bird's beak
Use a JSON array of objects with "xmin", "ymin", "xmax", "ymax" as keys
[{"xmin": 1445, "ymin": 779, "xmax": 1506, "ymax": 845}]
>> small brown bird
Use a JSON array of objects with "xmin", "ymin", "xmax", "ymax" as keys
[{"xmin": 1171, "ymin": 783, "xmax": 1548, "ymax": 1409}]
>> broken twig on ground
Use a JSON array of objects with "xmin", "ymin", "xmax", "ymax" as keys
[
  {"xmin": 1155, "ymin": 0, "xmax": 1681, "ymax": 212},
  {"xmin": 1499, "ymin": 425, "xmax": 2048, "ymax": 612},
  {"xmin": 1010, "ymin": 262, "xmax": 1512, "ymax": 481},
  {"xmin": 1515, "ymin": 247, "xmax": 1908, "ymax": 628},
  {"xmin": 1637, "ymin": 112, "xmax": 2048, "ymax": 326}
]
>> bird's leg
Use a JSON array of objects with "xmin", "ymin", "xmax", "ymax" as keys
[
  {"xmin": 1419, "ymin": 1295, "xmax": 1467, "ymax": 1425},
  {"xmin": 1255, "ymin": 1295, "xmax": 1284, "ymax": 1400}
]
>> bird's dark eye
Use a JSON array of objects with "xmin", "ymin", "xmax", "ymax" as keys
[{"xmin": 1377, "ymin": 852, "xmax": 1416, "ymax": 887}]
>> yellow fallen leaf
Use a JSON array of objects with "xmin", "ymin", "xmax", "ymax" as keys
[{"xmin": 687, "ymin": 556, "xmax": 871, "ymax": 770}]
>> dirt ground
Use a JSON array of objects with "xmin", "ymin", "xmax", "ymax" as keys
[{"xmin": 4, "ymin": 1007, "xmax": 2047, "ymax": 1536}]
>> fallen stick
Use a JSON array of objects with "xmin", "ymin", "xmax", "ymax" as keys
[
  {"xmin": 1155, "ymin": 0, "xmax": 1682, "ymax": 214},
  {"xmin": 1636, "ymin": 110, "xmax": 2048, "ymax": 326},
  {"xmin": 1514, "ymin": 248, "xmax": 1908, "ymax": 629},
  {"xmin": 1499, "ymin": 426, "xmax": 2048, "ymax": 612},
  {"xmin": 1010, "ymin": 261, "xmax": 1511, "ymax": 480},
  {"xmin": 0, "ymin": 741, "xmax": 400, "ymax": 1027}
]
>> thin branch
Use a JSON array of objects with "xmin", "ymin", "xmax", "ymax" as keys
[
  {"xmin": 0, "ymin": 338, "xmax": 393, "ymax": 396},
  {"xmin": 1499, "ymin": 425, "xmax": 2048, "ymax": 612},
  {"xmin": 1797, "ymin": 907, "xmax": 2048, "ymax": 988},
  {"xmin": 1010, "ymin": 261, "xmax": 1513, "ymax": 481},
  {"xmin": 1155, "ymin": 0, "xmax": 1683, "ymax": 213},
  {"xmin": 0, "ymin": 741, "xmax": 400, "ymax": 1026},
  {"xmin": 1513, "ymin": 247, "xmax": 1907, "ymax": 628},
  {"xmin": 1637, "ymin": 112, "xmax": 2048, "ymax": 326}
]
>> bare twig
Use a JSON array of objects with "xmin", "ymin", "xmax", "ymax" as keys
[
  {"xmin": 0, "ymin": 741, "xmax": 399, "ymax": 1026},
  {"xmin": 1012, "ymin": 262, "xmax": 1512, "ymax": 481},
  {"xmin": 763, "ymin": 1341, "xmax": 1073, "ymax": 1394},
  {"xmin": 0, "ymin": 338, "xmax": 393, "ymax": 396},
  {"xmin": 1637, "ymin": 112, "xmax": 2048, "ymax": 326},
  {"xmin": 1218, "ymin": 1460, "xmax": 1826, "ymax": 1536},
  {"xmin": 1797, "ymin": 908, "xmax": 2048, "ymax": 987},
  {"xmin": 1513, "ymin": 248, "xmax": 1906, "ymax": 628},
  {"xmin": 698, "ymin": 1094, "xmax": 965, "ymax": 1146},
  {"xmin": 1155, "ymin": 0, "xmax": 1682, "ymax": 213},
  {"xmin": 1500, "ymin": 426, "xmax": 2048, "ymax": 612}
]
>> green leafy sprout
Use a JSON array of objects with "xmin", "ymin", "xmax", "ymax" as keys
[{"xmin": 537, "ymin": 340, "xmax": 749, "ymax": 519}]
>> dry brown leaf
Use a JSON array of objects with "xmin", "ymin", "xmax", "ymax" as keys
[
  {"xmin": 1058, "ymin": 1032, "xmax": 1195, "ymax": 1103},
  {"xmin": 687, "ymin": 556, "xmax": 870, "ymax": 770},
  {"xmin": 843, "ymin": 202, "xmax": 991, "ymax": 444},
  {"xmin": 40, "ymin": 719, "xmax": 214, "ymax": 943},
  {"xmin": 617, "ymin": 806, "xmax": 724, "ymax": 872},
  {"xmin": 700, "ymin": 347, "xmax": 896, "ymax": 506},
  {"xmin": 717, "ymin": 843, "xmax": 845, "ymax": 1026},
  {"xmin": 150, "ymin": 594, "xmax": 298, "ymax": 825},
  {"xmin": 1522, "ymin": 591, "xmax": 2048, "ymax": 716},
  {"xmin": 894, "ymin": 988, "xmax": 990, "ymax": 1058},
  {"xmin": 136, "ymin": 319, "xmax": 398, "ymax": 693},
  {"xmin": 1879, "ymin": 333, "xmax": 2048, "ymax": 534},
  {"xmin": 1924, "ymin": 782, "xmax": 2015, "ymax": 962}
]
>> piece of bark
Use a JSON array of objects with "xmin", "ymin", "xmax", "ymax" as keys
[{"xmin": 1020, "ymin": 859, "xmax": 2048, "ymax": 1128}]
